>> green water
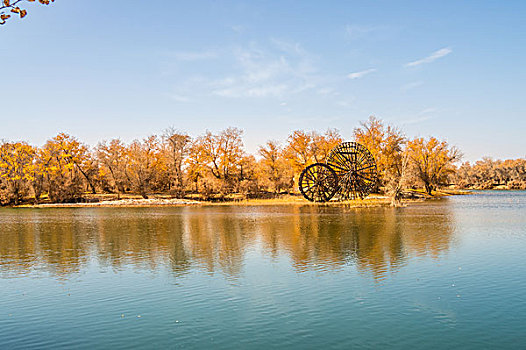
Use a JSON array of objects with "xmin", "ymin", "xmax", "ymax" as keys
[{"xmin": 1, "ymin": 192, "xmax": 525, "ymax": 349}]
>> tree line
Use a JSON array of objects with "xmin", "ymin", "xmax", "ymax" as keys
[
  {"xmin": 2, "ymin": 116, "xmax": 518, "ymax": 206},
  {"xmin": 454, "ymin": 158, "xmax": 526, "ymax": 190}
]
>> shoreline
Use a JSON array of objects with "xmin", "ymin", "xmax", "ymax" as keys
[
  {"xmin": 11, "ymin": 190, "xmax": 472, "ymax": 209},
  {"xmin": 19, "ymin": 197, "xmax": 402, "ymax": 208}
]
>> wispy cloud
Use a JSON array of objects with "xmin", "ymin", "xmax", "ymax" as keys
[
  {"xmin": 344, "ymin": 24, "xmax": 392, "ymax": 41},
  {"xmin": 214, "ymin": 84, "xmax": 288, "ymax": 98},
  {"xmin": 167, "ymin": 39, "xmax": 339, "ymax": 102},
  {"xmin": 345, "ymin": 25, "xmax": 376, "ymax": 40},
  {"xmin": 230, "ymin": 25, "xmax": 244, "ymax": 33},
  {"xmin": 169, "ymin": 93, "xmax": 191, "ymax": 102},
  {"xmin": 400, "ymin": 108, "xmax": 436, "ymax": 124},
  {"xmin": 210, "ymin": 41, "xmax": 320, "ymax": 98},
  {"xmin": 171, "ymin": 50, "xmax": 217, "ymax": 61},
  {"xmin": 347, "ymin": 68, "xmax": 376, "ymax": 80},
  {"xmin": 317, "ymin": 87, "xmax": 336, "ymax": 96},
  {"xmin": 400, "ymin": 81, "xmax": 424, "ymax": 92},
  {"xmin": 405, "ymin": 47, "xmax": 452, "ymax": 67}
]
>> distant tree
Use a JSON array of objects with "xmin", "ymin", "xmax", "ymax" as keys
[
  {"xmin": 406, "ymin": 136, "xmax": 462, "ymax": 195},
  {"xmin": 1, "ymin": 0, "xmax": 55, "ymax": 26},
  {"xmin": 453, "ymin": 157, "xmax": 526, "ymax": 190}
]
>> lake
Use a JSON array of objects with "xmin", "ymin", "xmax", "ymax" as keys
[{"xmin": 1, "ymin": 192, "xmax": 525, "ymax": 349}]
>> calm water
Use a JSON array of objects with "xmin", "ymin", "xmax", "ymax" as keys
[{"xmin": 1, "ymin": 192, "xmax": 525, "ymax": 349}]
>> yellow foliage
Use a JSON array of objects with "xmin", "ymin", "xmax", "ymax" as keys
[{"xmin": 0, "ymin": 0, "xmax": 54, "ymax": 25}]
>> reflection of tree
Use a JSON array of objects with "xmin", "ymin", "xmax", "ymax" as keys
[
  {"xmin": 0, "ymin": 205, "xmax": 454, "ymax": 280},
  {"xmin": 257, "ymin": 205, "xmax": 454, "ymax": 279},
  {"xmin": 93, "ymin": 210, "xmax": 191, "ymax": 276},
  {"xmin": 0, "ymin": 209, "xmax": 91, "ymax": 277}
]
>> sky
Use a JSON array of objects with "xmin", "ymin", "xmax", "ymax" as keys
[{"xmin": 1, "ymin": 0, "xmax": 525, "ymax": 162}]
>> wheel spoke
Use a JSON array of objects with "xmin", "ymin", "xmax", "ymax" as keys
[
  {"xmin": 356, "ymin": 164, "xmax": 375, "ymax": 172},
  {"xmin": 356, "ymin": 173, "xmax": 373, "ymax": 182}
]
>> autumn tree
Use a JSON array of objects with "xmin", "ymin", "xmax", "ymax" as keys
[
  {"xmin": 125, "ymin": 136, "xmax": 165, "ymax": 199},
  {"xmin": 282, "ymin": 129, "xmax": 343, "ymax": 181},
  {"xmin": 217, "ymin": 127, "xmax": 245, "ymax": 182},
  {"xmin": 354, "ymin": 116, "xmax": 406, "ymax": 187},
  {"xmin": 282, "ymin": 130, "xmax": 314, "ymax": 175},
  {"xmin": 161, "ymin": 128, "xmax": 191, "ymax": 194},
  {"xmin": 311, "ymin": 128, "xmax": 343, "ymax": 163},
  {"xmin": 257, "ymin": 140, "xmax": 293, "ymax": 193},
  {"xmin": 406, "ymin": 136, "xmax": 462, "ymax": 195},
  {"xmin": 0, "ymin": 0, "xmax": 54, "ymax": 25},
  {"xmin": 0, "ymin": 141, "xmax": 35, "ymax": 204},
  {"xmin": 237, "ymin": 154, "xmax": 258, "ymax": 196},
  {"xmin": 55, "ymin": 133, "xmax": 97, "ymax": 194},
  {"xmin": 385, "ymin": 150, "xmax": 410, "ymax": 206},
  {"xmin": 96, "ymin": 139, "xmax": 128, "ymax": 198},
  {"xmin": 39, "ymin": 133, "xmax": 95, "ymax": 202},
  {"xmin": 26, "ymin": 147, "xmax": 46, "ymax": 202},
  {"xmin": 187, "ymin": 128, "xmax": 246, "ymax": 195},
  {"xmin": 186, "ymin": 141, "xmax": 207, "ymax": 193}
]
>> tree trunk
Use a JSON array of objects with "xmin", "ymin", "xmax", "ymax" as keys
[{"xmin": 425, "ymin": 183, "xmax": 433, "ymax": 195}]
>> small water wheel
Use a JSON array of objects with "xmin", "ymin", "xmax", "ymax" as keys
[{"xmin": 298, "ymin": 163, "xmax": 338, "ymax": 202}]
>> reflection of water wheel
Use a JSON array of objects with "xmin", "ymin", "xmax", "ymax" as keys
[
  {"xmin": 326, "ymin": 142, "xmax": 378, "ymax": 200},
  {"xmin": 298, "ymin": 163, "xmax": 338, "ymax": 202}
]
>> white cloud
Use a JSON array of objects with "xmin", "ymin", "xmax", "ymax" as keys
[
  {"xmin": 347, "ymin": 68, "xmax": 376, "ymax": 80},
  {"xmin": 405, "ymin": 47, "xmax": 452, "ymax": 67}
]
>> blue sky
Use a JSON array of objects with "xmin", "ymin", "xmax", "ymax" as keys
[{"xmin": 1, "ymin": 0, "xmax": 525, "ymax": 161}]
